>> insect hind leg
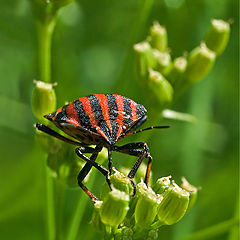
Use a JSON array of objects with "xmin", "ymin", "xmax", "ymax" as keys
[{"xmin": 76, "ymin": 143, "xmax": 112, "ymax": 202}]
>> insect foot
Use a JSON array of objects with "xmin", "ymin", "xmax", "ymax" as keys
[{"xmin": 91, "ymin": 172, "xmax": 199, "ymax": 240}]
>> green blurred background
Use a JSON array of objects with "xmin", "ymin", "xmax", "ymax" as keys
[{"xmin": 0, "ymin": 0, "xmax": 238, "ymax": 239}]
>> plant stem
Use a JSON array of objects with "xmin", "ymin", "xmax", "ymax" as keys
[
  {"xmin": 151, "ymin": 220, "xmax": 164, "ymax": 230},
  {"xmin": 46, "ymin": 165, "xmax": 56, "ymax": 240},
  {"xmin": 37, "ymin": 16, "xmax": 57, "ymax": 240},
  {"xmin": 37, "ymin": 18, "xmax": 56, "ymax": 83},
  {"xmin": 55, "ymin": 179, "xmax": 66, "ymax": 240},
  {"xmin": 66, "ymin": 170, "xmax": 98, "ymax": 240},
  {"xmin": 180, "ymin": 218, "xmax": 239, "ymax": 240},
  {"xmin": 104, "ymin": 226, "xmax": 113, "ymax": 240}
]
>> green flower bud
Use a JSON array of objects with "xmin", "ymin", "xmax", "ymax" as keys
[
  {"xmin": 148, "ymin": 69, "xmax": 173, "ymax": 106},
  {"xmin": 134, "ymin": 42, "xmax": 156, "ymax": 80},
  {"xmin": 152, "ymin": 176, "xmax": 171, "ymax": 194},
  {"xmin": 114, "ymin": 227, "xmax": 133, "ymax": 240},
  {"xmin": 120, "ymin": 162, "xmax": 152, "ymax": 185},
  {"xmin": 100, "ymin": 189, "xmax": 129, "ymax": 227},
  {"xmin": 204, "ymin": 19, "xmax": 230, "ymax": 55},
  {"xmin": 146, "ymin": 229, "xmax": 159, "ymax": 240},
  {"xmin": 181, "ymin": 177, "xmax": 198, "ymax": 212},
  {"xmin": 32, "ymin": 80, "xmax": 57, "ymax": 122},
  {"xmin": 135, "ymin": 186, "xmax": 160, "ymax": 229},
  {"xmin": 101, "ymin": 170, "xmax": 133, "ymax": 200},
  {"xmin": 91, "ymin": 201, "xmax": 106, "ymax": 233},
  {"xmin": 185, "ymin": 43, "xmax": 216, "ymax": 83},
  {"xmin": 166, "ymin": 56, "xmax": 187, "ymax": 85},
  {"xmin": 153, "ymin": 50, "xmax": 172, "ymax": 75},
  {"xmin": 148, "ymin": 21, "xmax": 168, "ymax": 52},
  {"xmin": 47, "ymin": 141, "xmax": 76, "ymax": 180},
  {"xmin": 157, "ymin": 182, "xmax": 189, "ymax": 225}
]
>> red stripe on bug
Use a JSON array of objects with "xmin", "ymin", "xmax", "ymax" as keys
[
  {"xmin": 52, "ymin": 107, "xmax": 62, "ymax": 121},
  {"xmin": 114, "ymin": 94, "xmax": 125, "ymax": 123},
  {"xmin": 130, "ymin": 100, "xmax": 138, "ymax": 121},
  {"xmin": 114, "ymin": 95, "xmax": 125, "ymax": 140},
  {"xmin": 66, "ymin": 102, "xmax": 81, "ymax": 126},
  {"xmin": 95, "ymin": 94, "xmax": 112, "ymax": 131},
  {"xmin": 79, "ymin": 97, "xmax": 98, "ymax": 127}
]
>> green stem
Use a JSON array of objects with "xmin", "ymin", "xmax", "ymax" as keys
[
  {"xmin": 180, "ymin": 218, "xmax": 239, "ymax": 240},
  {"xmin": 55, "ymin": 179, "xmax": 66, "ymax": 240},
  {"xmin": 66, "ymin": 170, "xmax": 98, "ymax": 240},
  {"xmin": 46, "ymin": 166, "xmax": 56, "ymax": 240},
  {"xmin": 151, "ymin": 220, "xmax": 164, "ymax": 230},
  {"xmin": 104, "ymin": 226, "xmax": 113, "ymax": 240},
  {"xmin": 37, "ymin": 15, "xmax": 57, "ymax": 240},
  {"xmin": 37, "ymin": 18, "xmax": 56, "ymax": 83}
]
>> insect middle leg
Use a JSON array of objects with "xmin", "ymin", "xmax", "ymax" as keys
[{"xmin": 76, "ymin": 144, "xmax": 112, "ymax": 202}]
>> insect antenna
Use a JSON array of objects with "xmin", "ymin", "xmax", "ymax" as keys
[{"xmin": 125, "ymin": 125, "xmax": 170, "ymax": 136}]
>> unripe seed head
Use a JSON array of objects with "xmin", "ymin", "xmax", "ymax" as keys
[
  {"xmin": 32, "ymin": 80, "xmax": 56, "ymax": 122},
  {"xmin": 204, "ymin": 19, "xmax": 230, "ymax": 55},
  {"xmin": 185, "ymin": 43, "xmax": 216, "ymax": 83},
  {"xmin": 153, "ymin": 176, "xmax": 171, "ymax": 194},
  {"xmin": 148, "ymin": 69, "xmax": 173, "ymax": 105},
  {"xmin": 148, "ymin": 21, "xmax": 168, "ymax": 52},
  {"xmin": 157, "ymin": 182, "xmax": 189, "ymax": 225},
  {"xmin": 100, "ymin": 189, "xmax": 129, "ymax": 227}
]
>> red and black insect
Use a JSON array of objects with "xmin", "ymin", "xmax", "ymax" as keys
[{"xmin": 36, "ymin": 94, "xmax": 169, "ymax": 202}]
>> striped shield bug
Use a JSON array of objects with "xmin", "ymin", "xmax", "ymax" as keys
[{"xmin": 35, "ymin": 94, "xmax": 169, "ymax": 202}]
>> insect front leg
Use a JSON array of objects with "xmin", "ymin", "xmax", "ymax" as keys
[
  {"xmin": 113, "ymin": 142, "xmax": 152, "ymax": 186},
  {"xmin": 76, "ymin": 144, "xmax": 112, "ymax": 202},
  {"xmin": 35, "ymin": 123, "xmax": 83, "ymax": 146}
]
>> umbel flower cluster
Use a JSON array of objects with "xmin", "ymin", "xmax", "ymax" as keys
[
  {"xmin": 90, "ymin": 168, "xmax": 198, "ymax": 240},
  {"xmin": 134, "ymin": 19, "xmax": 230, "ymax": 108}
]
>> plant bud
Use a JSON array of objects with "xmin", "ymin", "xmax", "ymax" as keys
[
  {"xmin": 47, "ymin": 142, "xmax": 75, "ymax": 177},
  {"xmin": 135, "ymin": 186, "xmax": 160, "ymax": 229},
  {"xmin": 166, "ymin": 56, "xmax": 187, "ymax": 85},
  {"xmin": 181, "ymin": 177, "xmax": 198, "ymax": 212},
  {"xmin": 32, "ymin": 80, "xmax": 56, "ymax": 121},
  {"xmin": 148, "ymin": 22, "xmax": 168, "ymax": 52},
  {"xmin": 100, "ymin": 189, "xmax": 129, "ymax": 227},
  {"xmin": 148, "ymin": 69, "xmax": 173, "ymax": 106},
  {"xmin": 185, "ymin": 43, "xmax": 216, "ymax": 83},
  {"xmin": 100, "ymin": 170, "xmax": 133, "ymax": 200},
  {"xmin": 152, "ymin": 176, "xmax": 171, "ymax": 194},
  {"xmin": 134, "ymin": 42, "xmax": 156, "ymax": 80},
  {"xmin": 114, "ymin": 226, "xmax": 133, "ymax": 240},
  {"xmin": 157, "ymin": 182, "xmax": 189, "ymax": 225},
  {"xmin": 153, "ymin": 50, "xmax": 172, "ymax": 75},
  {"xmin": 204, "ymin": 19, "xmax": 230, "ymax": 55},
  {"xmin": 91, "ymin": 201, "xmax": 106, "ymax": 233},
  {"xmin": 120, "ymin": 162, "xmax": 152, "ymax": 185},
  {"xmin": 146, "ymin": 229, "xmax": 159, "ymax": 240}
]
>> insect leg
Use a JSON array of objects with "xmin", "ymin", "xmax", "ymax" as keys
[
  {"xmin": 76, "ymin": 143, "xmax": 111, "ymax": 201},
  {"xmin": 113, "ymin": 142, "xmax": 152, "ymax": 186},
  {"xmin": 35, "ymin": 123, "xmax": 83, "ymax": 146},
  {"xmin": 107, "ymin": 148, "xmax": 113, "ymax": 175}
]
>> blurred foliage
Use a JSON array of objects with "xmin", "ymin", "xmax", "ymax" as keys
[{"xmin": 0, "ymin": 0, "xmax": 238, "ymax": 240}]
